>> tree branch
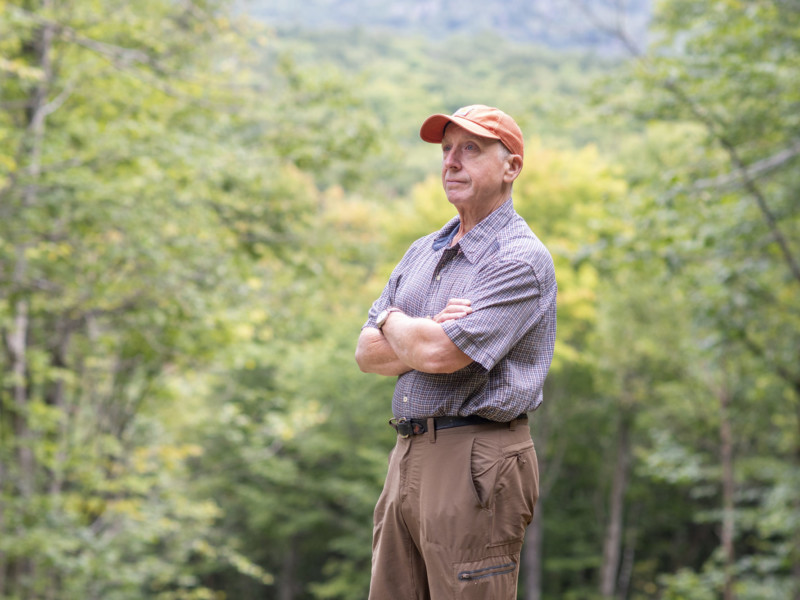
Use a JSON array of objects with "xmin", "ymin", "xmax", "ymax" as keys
[
  {"xmin": 662, "ymin": 138, "xmax": 800, "ymax": 201},
  {"xmin": 41, "ymin": 79, "xmax": 78, "ymax": 117},
  {"xmin": 662, "ymin": 79, "xmax": 800, "ymax": 286},
  {"xmin": 9, "ymin": 6, "xmax": 153, "ymax": 67},
  {"xmin": 574, "ymin": 0, "xmax": 800, "ymax": 286},
  {"xmin": 692, "ymin": 139, "xmax": 800, "ymax": 192},
  {"xmin": 8, "ymin": 6, "xmax": 212, "ymax": 105},
  {"xmin": 571, "ymin": 0, "xmax": 644, "ymax": 56}
]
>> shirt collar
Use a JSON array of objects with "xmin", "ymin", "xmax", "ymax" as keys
[
  {"xmin": 431, "ymin": 198, "xmax": 515, "ymax": 262},
  {"xmin": 432, "ymin": 218, "xmax": 460, "ymax": 250}
]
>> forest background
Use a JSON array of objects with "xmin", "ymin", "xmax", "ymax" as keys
[{"xmin": 1, "ymin": 0, "xmax": 798, "ymax": 599}]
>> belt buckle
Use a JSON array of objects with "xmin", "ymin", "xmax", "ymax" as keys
[{"xmin": 389, "ymin": 417, "xmax": 413, "ymax": 438}]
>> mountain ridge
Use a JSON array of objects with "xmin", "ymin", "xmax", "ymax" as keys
[{"xmin": 240, "ymin": 0, "xmax": 653, "ymax": 53}]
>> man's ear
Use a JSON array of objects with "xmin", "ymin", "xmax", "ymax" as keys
[{"xmin": 503, "ymin": 155, "xmax": 523, "ymax": 183}]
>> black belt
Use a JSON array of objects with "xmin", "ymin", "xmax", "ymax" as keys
[{"xmin": 389, "ymin": 414, "xmax": 527, "ymax": 438}]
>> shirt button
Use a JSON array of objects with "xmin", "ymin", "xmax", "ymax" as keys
[
  {"xmin": 436, "ymin": 275, "xmax": 441, "ymax": 281},
  {"xmin": 403, "ymin": 396, "xmax": 408, "ymax": 403}
]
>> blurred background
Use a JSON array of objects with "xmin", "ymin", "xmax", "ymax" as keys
[{"xmin": 0, "ymin": 0, "xmax": 798, "ymax": 598}]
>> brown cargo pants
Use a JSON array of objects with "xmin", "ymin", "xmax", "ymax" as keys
[{"xmin": 368, "ymin": 417, "xmax": 539, "ymax": 600}]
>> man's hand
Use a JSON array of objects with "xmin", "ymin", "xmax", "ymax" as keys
[
  {"xmin": 355, "ymin": 327, "xmax": 413, "ymax": 376},
  {"xmin": 356, "ymin": 299, "xmax": 474, "ymax": 376},
  {"xmin": 433, "ymin": 298, "xmax": 473, "ymax": 323},
  {"xmin": 380, "ymin": 302, "xmax": 474, "ymax": 374}
]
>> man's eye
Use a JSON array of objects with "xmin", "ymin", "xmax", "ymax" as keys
[{"xmin": 465, "ymin": 144, "xmax": 476, "ymax": 151}]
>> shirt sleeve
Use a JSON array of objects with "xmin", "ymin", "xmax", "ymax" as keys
[
  {"xmin": 362, "ymin": 240, "xmax": 422, "ymax": 329},
  {"xmin": 441, "ymin": 258, "xmax": 549, "ymax": 370},
  {"xmin": 363, "ymin": 275, "xmax": 396, "ymax": 329}
]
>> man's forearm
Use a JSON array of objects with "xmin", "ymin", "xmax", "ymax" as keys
[
  {"xmin": 355, "ymin": 299, "xmax": 473, "ymax": 376},
  {"xmin": 381, "ymin": 312, "xmax": 472, "ymax": 374},
  {"xmin": 355, "ymin": 327, "xmax": 413, "ymax": 376}
]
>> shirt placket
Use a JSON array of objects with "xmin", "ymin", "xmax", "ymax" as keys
[
  {"xmin": 395, "ymin": 246, "xmax": 462, "ymax": 419},
  {"xmin": 395, "ymin": 249, "xmax": 445, "ymax": 418},
  {"xmin": 426, "ymin": 246, "xmax": 460, "ymax": 318}
]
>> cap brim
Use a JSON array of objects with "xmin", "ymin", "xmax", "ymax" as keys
[{"xmin": 419, "ymin": 114, "xmax": 501, "ymax": 144}]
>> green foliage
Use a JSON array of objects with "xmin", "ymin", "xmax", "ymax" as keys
[
  {"xmin": 587, "ymin": 0, "xmax": 800, "ymax": 597},
  {"xmin": 2, "ymin": 0, "xmax": 799, "ymax": 599},
  {"xmin": 263, "ymin": 27, "xmax": 621, "ymax": 197},
  {"xmin": 0, "ymin": 1, "xmax": 377, "ymax": 598}
]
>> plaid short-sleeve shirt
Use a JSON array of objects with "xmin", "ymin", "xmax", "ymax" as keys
[{"xmin": 364, "ymin": 199, "xmax": 557, "ymax": 422}]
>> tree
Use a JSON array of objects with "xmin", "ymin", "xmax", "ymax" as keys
[
  {"xmin": 584, "ymin": 0, "xmax": 800, "ymax": 596},
  {"xmin": 0, "ymin": 1, "xmax": 380, "ymax": 596},
  {"xmin": 503, "ymin": 139, "xmax": 629, "ymax": 599}
]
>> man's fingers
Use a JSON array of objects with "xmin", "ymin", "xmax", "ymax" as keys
[
  {"xmin": 432, "ymin": 301, "xmax": 473, "ymax": 324},
  {"xmin": 446, "ymin": 298, "xmax": 472, "ymax": 307}
]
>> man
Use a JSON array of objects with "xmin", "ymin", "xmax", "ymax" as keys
[{"xmin": 355, "ymin": 105, "xmax": 556, "ymax": 599}]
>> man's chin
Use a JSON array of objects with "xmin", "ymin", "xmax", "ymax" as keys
[{"xmin": 445, "ymin": 192, "xmax": 468, "ymax": 207}]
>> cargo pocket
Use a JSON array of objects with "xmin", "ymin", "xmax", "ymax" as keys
[
  {"xmin": 489, "ymin": 438, "xmax": 538, "ymax": 548},
  {"xmin": 469, "ymin": 437, "xmax": 500, "ymax": 510},
  {"xmin": 454, "ymin": 555, "xmax": 518, "ymax": 599}
]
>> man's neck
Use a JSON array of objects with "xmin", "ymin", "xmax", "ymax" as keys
[{"xmin": 453, "ymin": 195, "xmax": 510, "ymax": 244}]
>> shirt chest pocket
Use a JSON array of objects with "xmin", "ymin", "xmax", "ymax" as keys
[
  {"xmin": 426, "ymin": 269, "xmax": 476, "ymax": 316},
  {"xmin": 394, "ymin": 254, "xmax": 476, "ymax": 317},
  {"xmin": 391, "ymin": 272, "xmax": 433, "ymax": 316}
]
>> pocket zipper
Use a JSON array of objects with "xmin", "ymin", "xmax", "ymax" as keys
[{"xmin": 458, "ymin": 562, "xmax": 516, "ymax": 581}]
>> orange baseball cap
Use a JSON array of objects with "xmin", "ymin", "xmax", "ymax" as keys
[{"xmin": 420, "ymin": 104, "xmax": 524, "ymax": 158}]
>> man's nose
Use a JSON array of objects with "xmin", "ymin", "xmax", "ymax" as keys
[{"xmin": 443, "ymin": 148, "xmax": 460, "ymax": 169}]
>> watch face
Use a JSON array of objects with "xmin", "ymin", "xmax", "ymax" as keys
[{"xmin": 376, "ymin": 309, "xmax": 389, "ymax": 328}]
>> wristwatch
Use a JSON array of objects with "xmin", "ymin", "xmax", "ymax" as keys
[{"xmin": 376, "ymin": 307, "xmax": 402, "ymax": 330}]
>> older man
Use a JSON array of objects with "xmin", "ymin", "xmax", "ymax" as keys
[{"xmin": 355, "ymin": 105, "xmax": 557, "ymax": 599}]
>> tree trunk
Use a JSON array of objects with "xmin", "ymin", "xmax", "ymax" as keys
[
  {"xmin": 4, "ymin": 299, "xmax": 36, "ymax": 598},
  {"xmin": 10, "ymin": 0, "xmax": 55, "ymax": 495},
  {"xmin": 793, "ymin": 389, "xmax": 800, "ymax": 600},
  {"xmin": 524, "ymin": 502, "xmax": 544, "ymax": 600},
  {"xmin": 719, "ymin": 379, "xmax": 736, "ymax": 600},
  {"xmin": 600, "ymin": 413, "xmax": 631, "ymax": 598},
  {"xmin": 7, "ymin": 299, "xmax": 33, "ymax": 497},
  {"xmin": 523, "ymin": 402, "xmax": 557, "ymax": 600},
  {"xmin": 279, "ymin": 536, "xmax": 298, "ymax": 600},
  {"xmin": 0, "ymin": 459, "xmax": 5, "ymax": 597},
  {"xmin": 616, "ymin": 504, "xmax": 640, "ymax": 600},
  {"xmin": 2, "ymin": 5, "xmax": 56, "ymax": 595},
  {"xmin": 47, "ymin": 317, "xmax": 72, "ymax": 497},
  {"xmin": 794, "ymin": 544, "xmax": 800, "ymax": 600}
]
